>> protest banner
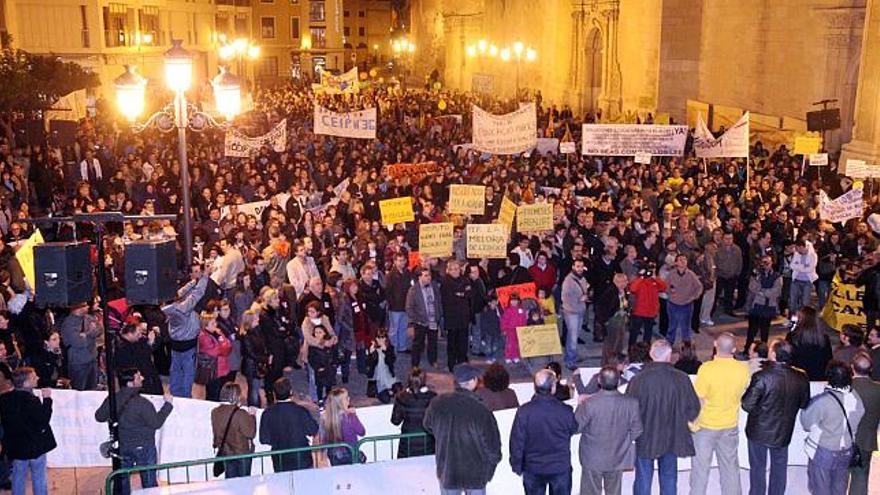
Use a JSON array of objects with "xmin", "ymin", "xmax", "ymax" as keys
[
  {"xmin": 810, "ymin": 153, "xmax": 829, "ymax": 166},
  {"xmin": 224, "ymin": 119, "xmax": 287, "ymax": 157},
  {"xmin": 448, "ymin": 184, "xmax": 486, "ymax": 215},
  {"xmin": 581, "ymin": 124, "xmax": 688, "ymax": 156},
  {"xmin": 497, "ymin": 196, "xmax": 517, "ymax": 228},
  {"xmin": 16, "ymin": 229, "xmax": 44, "ymax": 290},
  {"xmin": 408, "ymin": 251, "xmax": 421, "ymax": 270},
  {"xmin": 311, "ymin": 67, "xmax": 359, "ymax": 94},
  {"xmin": 819, "ymin": 188, "xmax": 863, "ymax": 223},
  {"xmin": 845, "ymin": 159, "xmax": 880, "ymax": 179},
  {"xmin": 386, "ymin": 161, "xmax": 439, "ymax": 179},
  {"xmin": 313, "ymin": 104, "xmax": 377, "ymax": 139},
  {"xmin": 472, "ymin": 103, "xmax": 538, "ymax": 155},
  {"xmin": 821, "ymin": 276, "xmax": 866, "ymax": 331},
  {"xmin": 516, "ymin": 323, "xmax": 562, "ymax": 358},
  {"xmin": 535, "ymin": 138, "xmax": 559, "ymax": 156},
  {"xmin": 496, "ymin": 282, "xmax": 538, "ymax": 308},
  {"xmin": 634, "ymin": 152, "xmax": 652, "ymax": 164},
  {"xmin": 516, "ymin": 203, "xmax": 554, "ymax": 233},
  {"xmin": 379, "ymin": 197, "xmax": 415, "ymax": 225},
  {"xmin": 472, "ymin": 73, "xmax": 494, "ymax": 95},
  {"xmin": 418, "ymin": 222, "xmax": 453, "ymax": 258},
  {"xmin": 466, "ymin": 224, "xmax": 508, "ymax": 259},
  {"xmin": 559, "ymin": 141, "xmax": 576, "ymax": 154},
  {"xmin": 793, "ymin": 136, "xmax": 822, "ymax": 155},
  {"xmin": 693, "ymin": 112, "xmax": 750, "ymax": 158}
]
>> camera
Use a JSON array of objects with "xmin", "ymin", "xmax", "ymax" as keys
[{"xmin": 636, "ymin": 260, "xmax": 657, "ymax": 278}]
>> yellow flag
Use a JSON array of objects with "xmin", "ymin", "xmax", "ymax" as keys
[{"xmin": 16, "ymin": 229, "xmax": 45, "ymax": 290}]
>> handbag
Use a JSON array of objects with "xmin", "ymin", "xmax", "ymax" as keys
[
  {"xmin": 212, "ymin": 408, "xmax": 240, "ymax": 477},
  {"xmin": 195, "ymin": 353, "xmax": 218, "ymax": 386},
  {"xmin": 826, "ymin": 391, "xmax": 864, "ymax": 468}
]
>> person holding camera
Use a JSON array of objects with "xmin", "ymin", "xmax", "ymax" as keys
[{"xmin": 628, "ymin": 261, "xmax": 667, "ymax": 347}]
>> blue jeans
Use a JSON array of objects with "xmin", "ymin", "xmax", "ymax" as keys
[
  {"xmin": 807, "ymin": 445, "xmax": 851, "ymax": 495},
  {"xmin": 388, "ymin": 311, "xmax": 410, "ymax": 351},
  {"xmin": 666, "ymin": 302, "xmax": 693, "ymax": 344},
  {"xmin": 169, "ymin": 347, "xmax": 196, "ymax": 398},
  {"xmin": 634, "ymin": 452, "xmax": 677, "ymax": 495},
  {"xmin": 748, "ymin": 440, "xmax": 789, "ymax": 495},
  {"xmin": 562, "ymin": 312, "xmax": 584, "ymax": 368},
  {"xmin": 816, "ymin": 280, "xmax": 831, "ymax": 309},
  {"xmin": 789, "ymin": 280, "xmax": 813, "ymax": 315},
  {"xmin": 469, "ymin": 312, "xmax": 483, "ymax": 354},
  {"xmin": 522, "ymin": 469, "xmax": 572, "ymax": 495},
  {"xmin": 114, "ymin": 444, "xmax": 158, "ymax": 495},
  {"xmin": 247, "ymin": 377, "xmax": 263, "ymax": 407},
  {"xmin": 11, "ymin": 454, "xmax": 47, "ymax": 495}
]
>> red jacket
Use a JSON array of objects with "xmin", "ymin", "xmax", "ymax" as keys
[
  {"xmin": 528, "ymin": 263, "xmax": 557, "ymax": 293},
  {"xmin": 199, "ymin": 329, "xmax": 233, "ymax": 376},
  {"xmin": 628, "ymin": 277, "xmax": 668, "ymax": 318}
]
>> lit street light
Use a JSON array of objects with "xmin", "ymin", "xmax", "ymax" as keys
[
  {"xmin": 464, "ymin": 38, "xmax": 537, "ymax": 100},
  {"xmin": 218, "ymin": 37, "xmax": 260, "ymax": 89}
]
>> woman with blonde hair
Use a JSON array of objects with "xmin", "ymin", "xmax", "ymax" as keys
[
  {"xmin": 240, "ymin": 309, "xmax": 268, "ymax": 407},
  {"xmin": 318, "ymin": 387, "xmax": 366, "ymax": 466},
  {"xmin": 197, "ymin": 311, "xmax": 233, "ymax": 401}
]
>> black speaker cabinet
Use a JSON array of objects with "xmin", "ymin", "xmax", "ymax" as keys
[
  {"xmin": 34, "ymin": 242, "xmax": 93, "ymax": 307},
  {"xmin": 125, "ymin": 240, "xmax": 177, "ymax": 305}
]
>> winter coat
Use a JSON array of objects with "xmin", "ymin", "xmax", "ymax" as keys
[
  {"xmin": 560, "ymin": 272, "xmax": 589, "ymax": 314},
  {"xmin": 405, "ymin": 282, "xmax": 443, "ymax": 329},
  {"xmin": 95, "ymin": 386, "xmax": 172, "ymax": 451},
  {"xmin": 386, "ymin": 267, "xmax": 413, "ymax": 312},
  {"xmin": 741, "ymin": 362, "xmax": 811, "ymax": 448},
  {"xmin": 509, "ymin": 394, "xmax": 578, "ymax": 476},
  {"xmin": 746, "ymin": 269, "xmax": 783, "ymax": 318},
  {"xmin": 241, "ymin": 328, "xmax": 269, "ymax": 380},
  {"xmin": 575, "ymin": 389, "xmax": 643, "ymax": 472},
  {"xmin": 391, "ymin": 388, "xmax": 437, "ymax": 458},
  {"xmin": 199, "ymin": 329, "xmax": 233, "ymax": 377},
  {"xmin": 0, "ymin": 389, "xmax": 56, "ymax": 460},
  {"xmin": 628, "ymin": 276, "xmax": 668, "ymax": 318},
  {"xmin": 440, "ymin": 275, "xmax": 472, "ymax": 329}
]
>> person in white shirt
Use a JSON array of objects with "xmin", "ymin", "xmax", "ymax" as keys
[
  {"xmin": 286, "ymin": 242, "xmax": 320, "ymax": 297},
  {"xmin": 79, "ymin": 149, "xmax": 103, "ymax": 184},
  {"xmin": 211, "ymin": 238, "xmax": 246, "ymax": 293},
  {"xmin": 511, "ymin": 236, "xmax": 534, "ymax": 269},
  {"xmin": 789, "ymin": 238, "xmax": 817, "ymax": 315}
]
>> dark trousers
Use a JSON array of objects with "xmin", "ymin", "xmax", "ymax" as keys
[
  {"xmin": 114, "ymin": 444, "xmax": 158, "ymax": 495},
  {"xmin": 746, "ymin": 315, "xmax": 772, "ymax": 351},
  {"xmin": 748, "ymin": 440, "xmax": 789, "ymax": 495},
  {"xmin": 850, "ymin": 450, "xmax": 872, "ymax": 495},
  {"xmin": 736, "ymin": 272, "xmax": 750, "ymax": 309},
  {"xmin": 716, "ymin": 277, "xmax": 738, "ymax": 314},
  {"xmin": 69, "ymin": 361, "xmax": 98, "ymax": 391},
  {"xmin": 224, "ymin": 458, "xmax": 252, "ymax": 479},
  {"xmin": 522, "ymin": 469, "xmax": 572, "ymax": 495},
  {"xmin": 446, "ymin": 326, "xmax": 469, "ymax": 372},
  {"xmin": 692, "ymin": 292, "xmax": 705, "ymax": 331},
  {"xmin": 658, "ymin": 299, "xmax": 668, "ymax": 336},
  {"xmin": 412, "ymin": 324, "xmax": 438, "ymax": 368},
  {"xmin": 780, "ymin": 277, "xmax": 792, "ymax": 314},
  {"xmin": 206, "ymin": 371, "xmax": 236, "ymax": 402},
  {"xmin": 338, "ymin": 348, "xmax": 351, "ymax": 383},
  {"xmin": 628, "ymin": 316, "xmax": 655, "ymax": 347}
]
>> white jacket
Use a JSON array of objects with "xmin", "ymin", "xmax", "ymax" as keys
[{"xmin": 790, "ymin": 241, "xmax": 818, "ymax": 283}]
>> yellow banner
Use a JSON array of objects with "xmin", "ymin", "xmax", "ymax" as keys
[
  {"xmin": 418, "ymin": 222, "xmax": 453, "ymax": 258},
  {"xmin": 497, "ymin": 196, "xmax": 517, "ymax": 228},
  {"xmin": 793, "ymin": 136, "xmax": 822, "ymax": 155},
  {"xmin": 517, "ymin": 203, "xmax": 554, "ymax": 233},
  {"xmin": 16, "ymin": 230, "xmax": 45, "ymax": 291},
  {"xmin": 448, "ymin": 184, "xmax": 486, "ymax": 215},
  {"xmin": 516, "ymin": 323, "xmax": 562, "ymax": 358},
  {"xmin": 821, "ymin": 277, "xmax": 866, "ymax": 331},
  {"xmin": 466, "ymin": 223, "xmax": 508, "ymax": 259},
  {"xmin": 379, "ymin": 197, "xmax": 415, "ymax": 225}
]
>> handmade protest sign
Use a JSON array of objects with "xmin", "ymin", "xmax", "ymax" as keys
[
  {"xmin": 379, "ymin": 197, "xmax": 415, "ymax": 225},
  {"xmin": 448, "ymin": 184, "xmax": 486, "ymax": 215},
  {"xmin": 418, "ymin": 222, "xmax": 453, "ymax": 257},
  {"xmin": 466, "ymin": 223, "xmax": 508, "ymax": 259}
]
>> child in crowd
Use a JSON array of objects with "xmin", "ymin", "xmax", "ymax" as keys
[
  {"xmin": 308, "ymin": 325, "xmax": 337, "ymax": 403},
  {"xmin": 500, "ymin": 293, "xmax": 527, "ymax": 363},
  {"xmin": 480, "ymin": 294, "xmax": 502, "ymax": 363}
]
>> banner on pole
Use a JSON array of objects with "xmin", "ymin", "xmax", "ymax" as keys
[
  {"xmin": 516, "ymin": 203, "xmax": 554, "ymax": 232},
  {"xmin": 516, "ymin": 323, "xmax": 562, "ymax": 358},
  {"xmin": 472, "ymin": 73, "xmax": 495, "ymax": 95},
  {"xmin": 497, "ymin": 196, "xmax": 517, "ymax": 228},
  {"xmin": 466, "ymin": 224, "xmax": 508, "ymax": 259},
  {"xmin": 580, "ymin": 124, "xmax": 688, "ymax": 156},
  {"xmin": 418, "ymin": 222, "xmax": 453, "ymax": 258},
  {"xmin": 224, "ymin": 120, "xmax": 287, "ymax": 157},
  {"xmin": 559, "ymin": 141, "xmax": 576, "ymax": 154},
  {"xmin": 845, "ymin": 159, "xmax": 880, "ymax": 179},
  {"xmin": 821, "ymin": 276, "xmax": 865, "ymax": 331},
  {"xmin": 472, "ymin": 103, "xmax": 538, "ymax": 155},
  {"xmin": 448, "ymin": 184, "xmax": 486, "ymax": 215},
  {"xmin": 379, "ymin": 197, "xmax": 415, "ymax": 225},
  {"xmin": 694, "ymin": 112, "xmax": 750, "ymax": 158},
  {"xmin": 810, "ymin": 153, "xmax": 829, "ymax": 166},
  {"xmin": 819, "ymin": 188, "xmax": 864, "ymax": 223},
  {"xmin": 17, "ymin": 230, "xmax": 45, "ymax": 290},
  {"xmin": 314, "ymin": 104, "xmax": 377, "ymax": 139},
  {"xmin": 311, "ymin": 67, "xmax": 360, "ymax": 94},
  {"xmin": 535, "ymin": 138, "xmax": 559, "ymax": 156},
  {"xmin": 793, "ymin": 136, "xmax": 822, "ymax": 155}
]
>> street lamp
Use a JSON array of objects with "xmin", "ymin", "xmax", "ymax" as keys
[
  {"xmin": 115, "ymin": 40, "xmax": 242, "ymax": 267},
  {"xmin": 218, "ymin": 37, "xmax": 260, "ymax": 89}
]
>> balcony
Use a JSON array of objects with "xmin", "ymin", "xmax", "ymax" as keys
[{"xmin": 215, "ymin": 0, "xmax": 252, "ymax": 6}]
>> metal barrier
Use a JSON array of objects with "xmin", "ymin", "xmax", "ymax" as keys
[
  {"xmin": 357, "ymin": 432, "xmax": 432, "ymax": 461},
  {"xmin": 103, "ymin": 442, "xmax": 355, "ymax": 494}
]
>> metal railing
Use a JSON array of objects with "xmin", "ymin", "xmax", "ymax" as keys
[{"xmin": 357, "ymin": 432, "xmax": 432, "ymax": 461}]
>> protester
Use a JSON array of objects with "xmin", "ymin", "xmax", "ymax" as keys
[
  {"xmin": 673, "ymin": 340, "xmax": 702, "ymax": 375},
  {"xmin": 628, "ymin": 263, "xmax": 667, "ymax": 347},
  {"xmin": 365, "ymin": 330, "xmax": 399, "ymax": 403},
  {"xmin": 595, "ymin": 273, "xmax": 630, "ymax": 364},
  {"xmin": 849, "ymin": 354, "xmax": 880, "ymax": 495},
  {"xmin": 789, "ymin": 239, "xmax": 818, "ymax": 316},
  {"xmin": 240, "ymin": 309, "xmax": 268, "ymax": 407},
  {"xmin": 476, "ymin": 363, "xmax": 520, "ymax": 411},
  {"xmin": 28, "ymin": 331, "xmax": 65, "ymax": 389},
  {"xmin": 745, "ymin": 254, "xmax": 783, "ymax": 352},
  {"xmin": 162, "ymin": 267, "xmax": 208, "ymax": 398},
  {"xmin": 211, "ymin": 383, "xmax": 257, "ymax": 479},
  {"xmin": 788, "ymin": 306, "xmax": 833, "ymax": 381},
  {"xmin": 198, "ymin": 311, "xmax": 234, "ymax": 401},
  {"xmin": 561, "ymin": 258, "xmax": 590, "ymax": 370},
  {"xmin": 0, "ymin": 367, "xmax": 55, "ymax": 495},
  {"xmin": 390, "ymin": 367, "xmax": 436, "ymax": 458},
  {"xmin": 833, "ymin": 325, "xmax": 865, "ymax": 364},
  {"xmin": 115, "ymin": 320, "xmax": 163, "ymax": 396},
  {"xmin": 509, "ymin": 369, "xmax": 578, "ymax": 495},
  {"xmin": 258, "ymin": 377, "xmax": 319, "ymax": 472},
  {"xmin": 500, "ymin": 293, "xmax": 527, "ymax": 364},
  {"xmin": 59, "ymin": 302, "xmax": 100, "ymax": 391},
  {"xmin": 406, "ymin": 268, "xmax": 442, "ymax": 369},
  {"xmin": 318, "ymin": 387, "xmax": 366, "ymax": 465}
]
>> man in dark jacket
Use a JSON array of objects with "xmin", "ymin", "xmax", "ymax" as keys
[
  {"xmin": 96, "ymin": 368, "xmax": 174, "ymax": 495},
  {"xmin": 0, "ymin": 367, "xmax": 55, "ymax": 495},
  {"xmin": 626, "ymin": 339, "xmax": 701, "ymax": 495},
  {"xmin": 740, "ymin": 339, "xmax": 810, "ymax": 495},
  {"xmin": 386, "ymin": 253, "xmax": 413, "ymax": 352},
  {"xmin": 509, "ymin": 369, "xmax": 578, "ymax": 495},
  {"xmin": 424, "ymin": 363, "xmax": 502, "ymax": 494},
  {"xmin": 850, "ymin": 353, "xmax": 880, "ymax": 495},
  {"xmin": 259, "ymin": 377, "xmax": 319, "ymax": 472},
  {"xmin": 115, "ymin": 321, "xmax": 163, "ymax": 396},
  {"xmin": 406, "ymin": 268, "xmax": 443, "ymax": 369},
  {"xmin": 441, "ymin": 261, "xmax": 472, "ymax": 372}
]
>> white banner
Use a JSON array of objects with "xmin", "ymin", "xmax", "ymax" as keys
[
  {"xmin": 535, "ymin": 138, "xmax": 559, "ymax": 156},
  {"xmin": 224, "ymin": 120, "xmax": 287, "ymax": 157},
  {"xmin": 693, "ymin": 112, "xmax": 750, "ymax": 158},
  {"xmin": 819, "ymin": 188, "xmax": 864, "ymax": 223},
  {"xmin": 472, "ymin": 103, "xmax": 538, "ymax": 155},
  {"xmin": 472, "ymin": 73, "xmax": 495, "ymax": 95},
  {"xmin": 809, "ymin": 153, "xmax": 829, "ymax": 166},
  {"xmin": 581, "ymin": 124, "xmax": 687, "ymax": 156},
  {"xmin": 311, "ymin": 67, "xmax": 359, "ymax": 94},
  {"xmin": 559, "ymin": 141, "xmax": 576, "ymax": 154},
  {"xmin": 221, "ymin": 178, "xmax": 349, "ymax": 219},
  {"xmin": 314, "ymin": 104, "xmax": 377, "ymax": 139},
  {"xmin": 846, "ymin": 159, "xmax": 880, "ymax": 179},
  {"xmin": 635, "ymin": 152, "xmax": 652, "ymax": 164}
]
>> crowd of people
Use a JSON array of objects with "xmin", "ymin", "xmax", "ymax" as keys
[{"xmin": 0, "ymin": 78, "xmax": 874, "ymax": 494}]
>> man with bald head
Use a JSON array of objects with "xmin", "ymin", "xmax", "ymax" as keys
[
  {"xmin": 690, "ymin": 332, "xmax": 751, "ymax": 495},
  {"xmin": 509, "ymin": 369, "xmax": 578, "ymax": 495}
]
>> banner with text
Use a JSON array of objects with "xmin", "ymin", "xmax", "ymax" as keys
[
  {"xmin": 845, "ymin": 159, "xmax": 880, "ymax": 179},
  {"xmin": 312, "ymin": 67, "xmax": 360, "ymax": 94},
  {"xmin": 224, "ymin": 119, "xmax": 287, "ymax": 157},
  {"xmin": 466, "ymin": 223, "xmax": 509, "ymax": 259},
  {"xmin": 496, "ymin": 282, "xmax": 538, "ymax": 308},
  {"xmin": 418, "ymin": 222, "xmax": 453, "ymax": 258},
  {"xmin": 449, "ymin": 184, "xmax": 486, "ymax": 215},
  {"xmin": 694, "ymin": 112, "xmax": 749, "ymax": 158},
  {"xmin": 386, "ymin": 161, "xmax": 439, "ymax": 179},
  {"xmin": 819, "ymin": 188, "xmax": 864, "ymax": 223},
  {"xmin": 581, "ymin": 124, "xmax": 688, "ymax": 156},
  {"xmin": 517, "ymin": 203, "xmax": 554, "ymax": 232},
  {"xmin": 517, "ymin": 323, "xmax": 563, "ymax": 358},
  {"xmin": 379, "ymin": 197, "xmax": 415, "ymax": 225},
  {"xmin": 472, "ymin": 103, "xmax": 538, "ymax": 155},
  {"xmin": 497, "ymin": 196, "xmax": 517, "ymax": 228},
  {"xmin": 314, "ymin": 105, "xmax": 377, "ymax": 139},
  {"xmin": 821, "ymin": 276, "xmax": 865, "ymax": 331}
]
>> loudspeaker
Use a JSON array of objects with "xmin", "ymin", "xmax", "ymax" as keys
[
  {"xmin": 807, "ymin": 109, "xmax": 841, "ymax": 131},
  {"xmin": 125, "ymin": 240, "xmax": 177, "ymax": 305},
  {"xmin": 35, "ymin": 242, "xmax": 93, "ymax": 307}
]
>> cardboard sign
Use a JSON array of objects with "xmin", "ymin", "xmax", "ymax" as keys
[
  {"xmin": 516, "ymin": 203, "xmax": 554, "ymax": 233},
  {"xmin": 821, "ymin": 276, "xmax": 865, "ymax": 331},
  {"xmin": 379, "ymin": 197, "xmax": 415, "ymax": 226},
  {"xmin": 448, "ymin": 184, "xmax": 486, "ymax": 215},
  {"xmin": 635, "ymin": 152, "xmax": 652, "ymax": 164},
  {"xmin": 559, "ymin": 141, "xmax": 576, "ymax": 154},
  {"xmin": 466, "ymin": 224, "xmax": 508, "ymax": 259},
  {"xmin": 496, "ymin": 282, "xmax": 538, "ymax": 308},
  {"xmin": 418, "ymin": 222, "xmax": 453, "ymax": 258},
  {"xmin": 793, "ymin": 136, "xmax": 822, "ymax": 155},
  {"xmin": 516, "ymin": 323, "xmax": 562, "ymax": 358},
  {"xmin": 386, "ymin": 161, "xmax": 439, "ymax": 179},
  {"xmin": 497, "ymin": 196, "xmax": 517, "ymax": 228},
  {"xmin": 408, "ymin": 251, "xmax": 421, "ymax": 270},
  {"xmin": 809, "ymin": 153, "xmax": 829, "ymax": 166}
]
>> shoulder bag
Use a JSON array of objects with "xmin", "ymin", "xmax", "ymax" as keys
[
  {"xmin": 826, "ymin": 391, "xmax": 863, "ymax": 468},
  {"xmin": 213, "ymin": 408, "xmax": 240, "ymax": 477}
]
